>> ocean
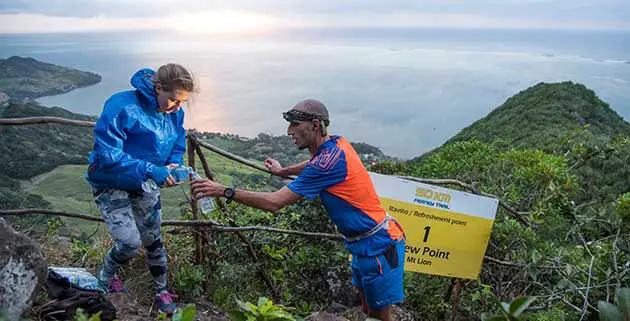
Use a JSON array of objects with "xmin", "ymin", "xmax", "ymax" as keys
[{"xmin": 1, "ymin": 28, "xmax": 628, "ymax": 158}]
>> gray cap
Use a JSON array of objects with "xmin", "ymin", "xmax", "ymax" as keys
[
  {"xmin": 292, "ymin": 99, "xmax": 329, "ymax": 119},
  {"xmin": 283, "ymin": 98, "xmax": 330, "ymax": 125}
]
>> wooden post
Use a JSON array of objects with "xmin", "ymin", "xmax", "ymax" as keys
[
  {"xmin": 187, "ymin": 137, "xmax": 203, "ymax": 267},
  {"xmin": 191, "ymin": 136, "xmax": 281, "ymax": 301},
  {"xmin": 451, "ymin": 279, "xmax": 462, "ymax": 321}
]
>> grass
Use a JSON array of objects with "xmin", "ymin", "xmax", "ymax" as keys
[{"xmin": 22, "ymin": 148, "xmax": 264, "ymax": 235}]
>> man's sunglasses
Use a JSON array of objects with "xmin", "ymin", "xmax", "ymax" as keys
[{"xmin": 282, "ymin": 110, "xmax": 329, "ymax": 125}]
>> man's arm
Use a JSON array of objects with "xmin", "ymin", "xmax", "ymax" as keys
[
  {"xmin": 233, "ymin": 187, "xmax": 303, "ymax": 212},
  {"xmin": 190, "ymin": 180, "xmax": 303, "ymax": 213},
  {"xmin": 265, "ymin": 159, "xmax": 309, "ymax": 176}
]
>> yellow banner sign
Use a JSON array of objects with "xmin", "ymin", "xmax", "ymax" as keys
[{"xmin": 369, "ymin": 172, "xmax": 498, "ymax": 279}]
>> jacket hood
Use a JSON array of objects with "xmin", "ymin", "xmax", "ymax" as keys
[{"xmin": 130, "ymin": 68, "xmax": 158, "ymax": 109}]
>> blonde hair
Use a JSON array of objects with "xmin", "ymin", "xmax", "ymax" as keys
[{"xmin": 152, "ymin": 63, "xmax": 195, "ymax": 92}]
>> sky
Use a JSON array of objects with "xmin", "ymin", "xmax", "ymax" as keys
[{"xmin": 0, "ymin": 0, "xmax": 629, "ymax": 34}]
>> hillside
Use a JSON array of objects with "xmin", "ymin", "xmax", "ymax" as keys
[
  {"xmin": 0, "ymin": 56, "xmax": 101, "ymax": 100},
  {"xmin": 0, "ymin": 101, "xmax": 96, "ymax": 179},
  {"xmin": 447, "ymin": 81, "xmax": 630, "ymax": 151},
  {"xmin": 411, "ymin": 81, "xmax": 630, "ymax": 202},
  {"xmin": 371, "ymin": 82, "xmax": 630, "ymax": 320}
]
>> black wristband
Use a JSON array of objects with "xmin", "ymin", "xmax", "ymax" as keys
[{"xmin": 223, "ymin": 187, "xmax": 236, "ymax": 204}]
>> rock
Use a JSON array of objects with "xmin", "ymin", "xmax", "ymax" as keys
[
  {"xmin": 325, "ymin": 302, "xmax": 348, "ymax": 314},
  {"xmin": 392, "ymin": 305, "xmax": 415, "ymax": 321},
  {"xmin": 343, "ymin": 305, "xmax": 414, "ymax": 321},
  {"xmin": 305, "ymin": 312, "xmax": 350, "ymax": 321},
  {"xmin": 0, "ymin": 218, "xmax": 48, "ymax": 321},
  {"xmin": 194, "ymin": 297, "xmax": 230, "ymax": 321},
  {"xmin": 325, "ymin": 265, "xmax": 360, "ymax": 307},
  {"xmin": 50, "ymin": 235, "xmax": 72, "ymax": 250},
  {"xmin": 342, "ymin": 307, "xmax": 365, "ymax": 321}
]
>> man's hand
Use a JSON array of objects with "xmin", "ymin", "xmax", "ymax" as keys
[
  {"xmin": 191, "ymin": 179, "xmax": 227, "ymax": 199},
  {"xmin": 163, "ymin": 163, "xmax": 181, "ymax": 187},
  {"xmin": 264, "ymin": 158, "xmax": 283, "ymax": 175}
]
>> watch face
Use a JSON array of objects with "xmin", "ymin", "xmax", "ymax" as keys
[{"xmin": 224, "ymin": 187, "xmax": 235, "ymax": 198}]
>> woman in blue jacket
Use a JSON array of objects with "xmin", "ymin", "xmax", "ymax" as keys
[{"xmin": 85, "ymin": 63, "xmax": 194, "ymax": 314}]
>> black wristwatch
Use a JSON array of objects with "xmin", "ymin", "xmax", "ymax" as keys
[{"xmin": 223, "ymin": 186, "xmax": 236, "ymax": 204}]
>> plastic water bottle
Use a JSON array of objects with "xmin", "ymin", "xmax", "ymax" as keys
[
  {"xmin": 141, "ymin": 166, "xmax": 189, "ymax": 192},
  {"xmin": 190, "ymin": 170, "xmax": 216, "ymax": 214},
  {"xmin": 141, "ymin": 166, "xmax": 215, "ymax": 214},
  {"xmin": 170, "ymin": 166, "xmax": 191, "ymax": 184}
]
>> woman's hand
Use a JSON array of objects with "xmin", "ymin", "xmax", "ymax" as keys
[{"xmin": 163, "ymin": 163, "xmax": 182, "ymax": 187}]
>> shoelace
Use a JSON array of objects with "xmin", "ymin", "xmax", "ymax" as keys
[
  {"xmin": 109, "ymin": 278, "xmax": 125, "ymax": 292},
  {"xmin": 158, "ymin": 292, "xmax": 178, "ymax": 304}
]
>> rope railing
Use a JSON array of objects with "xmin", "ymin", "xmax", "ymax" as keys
[
  {"xmin": 0, "ymin": 208, "xmax": 562, "ymax": 272},
  {"xmin": 0, "ymin": 208, "xmax": 344, "ymax": 240},
  {"xmin": 0, "ymin": 116, "xmax": 96, "ymax": 127},
  {"xmin": 194, "ymin": 138, "xmax": 296, "ymax": 180}
]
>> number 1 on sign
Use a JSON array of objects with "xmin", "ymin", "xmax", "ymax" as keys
[{"xmin": 423, "ymin": 226, "xmax": 431, "ymax": 242}]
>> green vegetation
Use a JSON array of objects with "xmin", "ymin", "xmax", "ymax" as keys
[
  {"xmin": 481, "ymin": 296, "xmax": 536, "ymax": 321},
  {"xmin": 73, "ymin": 308, "xmax": 103, "ymax": 321},
  {"xmin": 227, "ymin": 297, "xmax": 296, "ymax": 321},
  {"xmin": 598, "ymin": 288, "xmax": 630, "ymax": 321},
  {"xmin": 0, "ymin": 101, "xmax": 96, "ymax": 231},
  {"xmin": 0, "ymin": 101, "xmax": 95, "ymax": 179},
  {"xmin": 369, "ymin": 82, "xmax": 630, "ymax": 319},
  {"xmin": 3, "ymin": 80, "xmax": 630, "ymax": 320},
  {"xmin": 437, "ymin": 81, "xmax": 630, "ymax": 203},
  {"xmin": 0, "ymin": 56, "xmax": 101, "ymax": 100},
  {"xmin": 161, "ymin": 304, "xmax": 196, "ymax": 321},
  {"xmin": 446, "ymin": 81, "xmax": 630, "ymax": 151}
]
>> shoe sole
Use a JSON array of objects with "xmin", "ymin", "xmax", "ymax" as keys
[{"xmin": 158, "ymin": 308, "xmax": 178, "ymax": 316}]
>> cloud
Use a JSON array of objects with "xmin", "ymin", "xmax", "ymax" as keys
[{"xmin": 0, "ymin": 0, "xmax": 628, "ymax": 33}]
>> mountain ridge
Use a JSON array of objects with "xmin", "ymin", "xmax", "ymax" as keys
[{"xmin": 447, "ymin": 81, "xmax": 630, "ymax": 150}]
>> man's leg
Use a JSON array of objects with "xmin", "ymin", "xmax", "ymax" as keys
[
  {"xmin": 358, "ymin": 288, "xmax": 368, "ymax": 314},
  {"xmin": 94, "ymin": 188, "xmax": 142, "ymax": 290},
  {"xmin": 367, "ymin": 304, "xmax": 392, "ymax": 321},
  {"xmin": 352, "ymin": 240, "xmax": 406, "ymax": 321},
  {"xmin": 129, "ymin": 189, "xmax": 167, "ymax": 292},
  {"xmin": 358, "ymin": 289, "xmax": 393, "ymax": 321}
]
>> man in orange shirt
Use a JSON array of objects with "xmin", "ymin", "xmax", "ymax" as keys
[{"xmin": 191, "ymin": 99, "xmax": 405, "ymax": 321}]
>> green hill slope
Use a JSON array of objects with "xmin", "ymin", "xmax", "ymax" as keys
[
  {"xmin": 0, "ymin": 101, "xmax": 96, "ymax": 179},
  {"xmin": 0, "ymin": 56, "xmax": 101, "ymax": 100},
  {"xmin": 447, "ymin": 81, "xmax": 630, "ymax": 151},
  {"xmin": 411, "ymin": 81, "xmax": 630, "ymax": 202}
]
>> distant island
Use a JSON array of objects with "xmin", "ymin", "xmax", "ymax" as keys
[{"xmin": 0, "ymin": 56, "xmax": 101, "ymax": 102}]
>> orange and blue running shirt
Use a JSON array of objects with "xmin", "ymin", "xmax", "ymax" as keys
[{"xmin": 287, "ymin": 136, "xmax": 404, "ymax": 257}]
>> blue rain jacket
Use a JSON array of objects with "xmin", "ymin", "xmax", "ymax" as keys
[{"xmin": 85, "ymin": 68, "xmax": 186, "ymax": 190}]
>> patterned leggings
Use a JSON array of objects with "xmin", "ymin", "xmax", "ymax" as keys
[{"xmin": 93, "ymin": 188, "xmax": 167, "ymax": 292}]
